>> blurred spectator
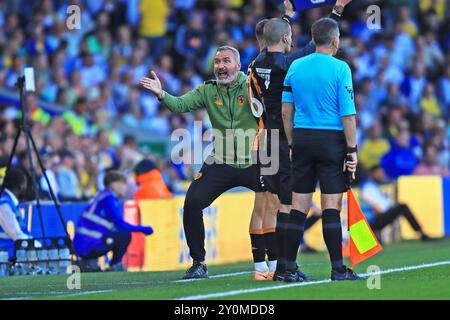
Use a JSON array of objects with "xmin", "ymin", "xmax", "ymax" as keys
[
  {"xmin": 381, "ymin": 130, "xmax": 419, "ymax": 179},
  {"xmin": 114, "ymin": 25, "xmax": 133, "ymax": 58},
  {"xmin": 0, "ymin": 168, "xmax": 32, "ymax": 260},
  {"xmin": 401, "ymin": 62, "xmax": 427, "ymax": 114},
  {"xmin": 359, "ymin": 77, "xmax": 378, "ymax": 118},
  {"xmin": 414, "ymin": 144, "xmax": 450, "ymax": 176},
  {"xmin": 359, "ymin": 121, "xmax": 390, "ymax": 170},
  {"xmin": 17, "ymin": 151, "xmax": 38, "ymax": 201},
  {"xmin": 420, "ymin": 32, "xmax": 445, "ymax": 72},
  {"xmin": 38, "ymin": 151, "xmax": 60, "ymax": 200},
  {"xmin": 75, "ymin": 150, "xmax": 98, "ymax": 199},
  {"xmin": 155, "ymin": 54, "xmax": 182, "ymax": 95},
  {"xmin": 372, "ymin": 73, "xmax": 388, "ymax": 107},
  {"xmin": 117, "ymin": 135, "xmax": 142, "ymax": 170},
  {"xmin": 420, "ymin": 83, "xmax": 442, "ymax": 117},
  {"xmin": 62, "ymin": 97, "xmax": 89, "ymax": 136},
  {"xmin": 383, "ymin": 83, "xmax": 408, "ymax": 110},
  {"xmin": 438, "ymin": 64, "xmax": 450, "ymax": 117},
  {"xmin": 139, "ymin": 0, "xmax": 169, "ymax": 62},
  {"xmin": 419, "ymin": 0, "xmax": 447, "ymax": 23},
  {"xmin": 78, "ymin": 52, "xmax": 107, "ymax": 88},
  {"xmin": 96, "ymin": 130, "xmax": 118, "ymax": 189},
  {"xmin": 415, "ymin": 112, "xmax": 436, "ymax": 145},
  {"xmin": 133, "ymin": 159, "xmax": 172, "ymax": 200},
  {"xmin": 398, "ymin": 4, "xmax": 418, "ymax": 38},
  {"xmin": 175, "ymin": 11, "xmax": 208, "ymax": 63},
  {"xmin": 360, "ymin": 165, "xmax": 433, "ymax": 243},
  {"xmin": 57, "ymin": 149, "xmax": 80, "ymax": 201},
  {"xmin": 121, "ymin": 47, "xmax": 147, "ymax": 85},
  {"xmin": 4, "ymin": 54, "xmax": 25, "ymax": 89},
  {"xmin": 432, "ymin": 120, "xmax": 450, "ymax": 168}
]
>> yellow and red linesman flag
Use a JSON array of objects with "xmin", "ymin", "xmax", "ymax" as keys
[{"xmin": 347, "ymin": 188, "xmax": 383, "ymax": 267}]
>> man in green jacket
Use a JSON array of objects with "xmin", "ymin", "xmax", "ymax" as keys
[{"xmin": 140, "ymin": 46, "xmax": 261, "ymax": 279}]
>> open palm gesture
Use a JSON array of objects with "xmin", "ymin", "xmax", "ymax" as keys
[{"xmin": 140, "ymin": 70, "xmax": 164, "ymax": 99}]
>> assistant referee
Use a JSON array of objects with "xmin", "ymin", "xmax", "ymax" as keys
[{"xmin": 282, "ymin": 18, "xmax": 363, "ymax": 281}]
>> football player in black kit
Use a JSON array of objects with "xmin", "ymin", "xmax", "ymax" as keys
[{"xmin": 247, "ymin": 0, "xmax": 352, "ymax": 282}]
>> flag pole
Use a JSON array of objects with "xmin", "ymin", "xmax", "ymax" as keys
[{"xmin": 345, "ymin": 155, "xmax": 354, "ymax": 232}]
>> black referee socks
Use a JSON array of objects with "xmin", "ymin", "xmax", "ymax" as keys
[
  {"xmin": 275, "ymin": 211, "xmax": 289, "ymax": 272},
  {"xmin": 322, "ymin": 209, "xmax": 344, "ymax": 270},
  {"xmin": 285, "ymin": 210, "xmax": 307, "ymax": 271}
]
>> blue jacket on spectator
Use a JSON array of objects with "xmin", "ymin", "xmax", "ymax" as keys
[
  {"xmin": 73, "ymin": 189, "xmax": 147, "ymax": 257},
  {"xmin": 0, "ymin": 190, "xmax": 30, "ymax": 259},
  {"xmin": 381, "ymin": 144, "xmax": 418, "ymax": 179}
]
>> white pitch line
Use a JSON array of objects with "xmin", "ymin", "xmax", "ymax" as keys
[
  {"xmin": 175, "ymin": 271, "xmax": 252, "ymax": 283},
  {"xmin": 0, "ymin": 271, "xmax": 252, "ymax": 300},
  {"xmin": 0, "ymin": 290, "xmax": 114, "ymax": 300},
  {"xmin": 176, "ymin": 260, "xmax": 450, "ymax": 300},
  {"xmin": 113, "ymin": 271, "xmax": 252, "ymax": 286},
  {"xmin": 61, "ymin": 289, "xmax": 114, "ymax": 297}
]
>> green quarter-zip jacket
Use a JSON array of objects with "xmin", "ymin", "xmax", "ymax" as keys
[{"xmin": 162, "ymin": 72, "xmax": 258, "ymax": 168}]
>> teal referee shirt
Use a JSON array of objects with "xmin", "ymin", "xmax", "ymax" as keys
[{"xmin": 282, "ymin": 52, "xmax": 356, "ymax": 131}]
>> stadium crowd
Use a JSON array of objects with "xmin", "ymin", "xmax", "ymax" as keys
[{"xmin": 0, "ymin": 0, "xmax": 449, "ymax": 202}]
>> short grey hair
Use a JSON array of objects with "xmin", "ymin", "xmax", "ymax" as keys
[
  {"xmin": 216, "ymin": 46, "xmax": 241, "ymax": 63},
  {"xmin": 255, "ymin": 19, "xmax": 269, "ymax": 43},
  {"xmin": 311, "ymin": 18, "xmax": 339, "ymax": 47},
  {"xmin": 264, "ymin": 18, "xmax": 291, "ymax": 46}
]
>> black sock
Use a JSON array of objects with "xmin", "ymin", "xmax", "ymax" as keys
[
  {"xmin": 322, "ymin": 209, "xmax": 344, "ymax": 271},
  {"xmin": 275, "ymin": 211, "xmax": 289, "ymax": 273},
  {"xmin": 250, "ymin": 233, "xmax": 266, "ymax": 263},
  {"xmin": 264, "ymin": 232, "xmax": 277, "ymax": 261},
  {"xmin": 285, "ymin": 210, "xmax": 307, "ymax": 271}
]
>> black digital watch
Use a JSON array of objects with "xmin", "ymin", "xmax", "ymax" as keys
[
  {"xmin": 347, "ymin": 145, "xmax": 358, "ymax": 153},
  {"xmin": 332, "ymin": 4, "xmax": 344, "ymax": 17}
]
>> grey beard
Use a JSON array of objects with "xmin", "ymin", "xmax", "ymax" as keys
[{"xmin": 215, "ymin": 70, "xmax": 238, "ymax": 85}]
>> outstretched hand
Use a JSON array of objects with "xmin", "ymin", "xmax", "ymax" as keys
[
  {"xmin": 140, "ymin": 70, "xmax": 164, "ymax": 99},
  {"xmin": 284, "ymin": 0, "xmax": 295, "ymax": 17},
  {"xmin": 141, "ymin": 226, "xmax": 154, "ymax": 236}
]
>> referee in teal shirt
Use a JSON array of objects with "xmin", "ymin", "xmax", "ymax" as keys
[{"xmin": 281, "ymin": 18, "xmax": 362, "ymax": 281}]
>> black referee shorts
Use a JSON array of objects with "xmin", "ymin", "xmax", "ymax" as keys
[
  {"xmin": 262, "ymin": 136, "xmax": 292, "ymax": 205},
  {"xmin": 291, "ymin": 128, "xmax": 347, "ymax": 194}
]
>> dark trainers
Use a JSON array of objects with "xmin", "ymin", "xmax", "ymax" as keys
[
  {"xmin": 77, "ymin": 258, "xmax": 101, "ymax": 273},
  {"xmin": 296, "ymin": 268, "xmax": 311, "ymax": 281},
  {"xmin": 182, "ymin": 261, "xmax": 208, "ymax": 279},
  {"xmin": 283, "ymin": 266, "xmax": 310, "ymax": 283},
  {"xmin": 272, "ymin": 270, "xmax": 284, "ymax": 282},
  {"xmin": 331, "ymin": 266, "xmax": 364, "ymax": 281},
  {"xmin": 284, "ymin": 269, "xmax": 304, "ymax": 283}
]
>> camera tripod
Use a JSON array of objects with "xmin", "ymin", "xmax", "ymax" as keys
[{"xmin": 0, "ymin": 76, "xmax": 70, "ymax": 248}]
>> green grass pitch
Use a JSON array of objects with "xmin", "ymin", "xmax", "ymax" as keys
[{"xmin": 1, "ymin": 239, "xmax": 450, "ymax": 300}]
